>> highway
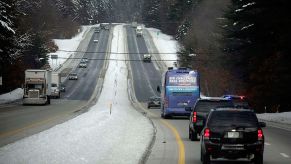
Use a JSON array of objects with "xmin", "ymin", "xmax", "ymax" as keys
[
  {"xmin": 0, "ymin": 27, "xmax": 110, "ymax": 147},
  {"xmin": 125, "ymin": 25, "xmax": 291, "ymax": 164},
  {"xmin": 0, "ymin": 25, "xmax": 290, "ymax": 164}
]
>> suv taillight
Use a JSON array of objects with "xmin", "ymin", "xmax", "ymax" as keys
[
  {"xmin": 258, "ymin": 129, "xmax": 263, "ymax": 140},
  {"xmin": 192, "ymin": 112, "xmax": 197, "ymax": 123},
  {"xmin": 204, "ymin": 128, "xmax": 210, "ymax": 139}
]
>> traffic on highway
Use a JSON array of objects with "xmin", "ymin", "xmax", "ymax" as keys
[{"xmin": 0, "ymin": 24, "xmax": 290, "ymax": 164}]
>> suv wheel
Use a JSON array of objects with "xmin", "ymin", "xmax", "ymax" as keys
[
  {"xmin": 190, "ymin": 129, "xmax": 198, "ymax": 141},
  {"xmin": 202, "ymin": 152, "xmax": 210, "ymax": 164},
  {"xmin": 253, "ymin": 153, "xmax": 263, "ymax": 164}
]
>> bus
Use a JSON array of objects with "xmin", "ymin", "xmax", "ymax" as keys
[{"xmin": 158, "ymin": 67, "xmax": 200, "ymax": 118}]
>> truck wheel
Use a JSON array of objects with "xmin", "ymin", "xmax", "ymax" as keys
[{"xmin": 47, "ymin": 96, "xmax": 51, "ymax": 105}]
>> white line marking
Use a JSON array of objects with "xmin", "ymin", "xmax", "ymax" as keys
[
  {"xmin": 265, "ymin": 142, "xmax": 271, "ymax": 146},
  {"xmin": 280, "ymin": 153, "xmax": 290, "ymax": 158}
]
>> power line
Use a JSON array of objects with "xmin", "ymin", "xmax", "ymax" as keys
[
  {"xmin": 53, "ymin": 56, "xmax": 215, "ymax": 62},
  {"xmin": 53, "ymin": 50, "xmax": 216, "ymax": 55},
  {"xmin": 55, "ymin": 50, "xmax": 178, "ymax": 54}
]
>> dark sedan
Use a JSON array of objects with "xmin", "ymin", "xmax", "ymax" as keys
[{"xmin": 147, "ymin": 96, "xmax": 161, "ymax": 109}]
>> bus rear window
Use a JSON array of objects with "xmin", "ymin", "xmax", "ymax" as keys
[{"xmin": 172, "ymin": 92, "xmax": 193, "ymax": 96}]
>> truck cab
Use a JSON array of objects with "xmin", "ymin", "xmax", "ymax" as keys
[
  {"xmin": 23, "ymin": 69, "xmax": 52, "ymax": 105},
  {"xmin": 136, "ymin": 26, "xmax": 143, "ymax": 37}
]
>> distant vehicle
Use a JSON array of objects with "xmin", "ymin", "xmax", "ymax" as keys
[
  {"xmin": 23, "ymin": 69, "xmax": 52, "ymax": 105},
  {"xmin": 81, "ymin": 57, "xmax": 88, "ymax": 63},
  {"xmin": 79, "ymin": 62, "xmax": 87, "ymax": 68},
  {"xmin": 93, "ymin": 39, "xmax": 98, "ymax": 43},
  {"xmin": 223, "ymin": 94, "xmax": 250, "ymax": 108},
  {"xmin": 143, "ymin": 54, "xmax": 152, "ymax": 62},
  {"xmin": 95, "ymin": 27, "xmax": 101, "ymax": 33},
  {"xmin": 60, "ymin": 84, "xmax": 66, "ymax": 92},
  {"xmin": 200, "ymin": 108, "xmax": 265, "ymax": 164},
  {"xmin": 157, "ymin": 67, "xmax": 200, "ymax": 118},
  {"xmin": 147, "ymin": 96, "xmax": 161, "ymax": 109},
  {"xmin": 131, "ymin": 22, "xmax": 138, "ymax": 28},
  {"xmin": 136, "ymin": 26, "xmax": 143, "ymax": 37},
  {"xmin": 100, "ymin": 23, "xmax": 106, "ymax": 29},
  {"xmin": 189, "ymin": 97, "xmax": 234, "ymax": 141},
  {"xmin": 105, "ymin": 25, "xmax": 110, "ymax": 30},
  {"xmin": 69, "ymin": 73, "xmax": 78, "ymax": 80},
  {"xmin": 51, "ymin": 73, "xmax": 61, "ymax": 98}
]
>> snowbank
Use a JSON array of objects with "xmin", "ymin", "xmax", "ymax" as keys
[
  {"xmin": 257, "ymin": 112, "xmax": 291, "ymax": 125},
  {"xmin": 147, "ymin": 28, "xmax": 179, "ymax": 67},
  {"xmin": 0, "ymin": 88, "xmax": 23, "ymax": 104}
]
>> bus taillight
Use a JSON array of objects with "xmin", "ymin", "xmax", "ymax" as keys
[{"xmin": 164, "ymin": 98, "xmax": 168, "ymax": 108}]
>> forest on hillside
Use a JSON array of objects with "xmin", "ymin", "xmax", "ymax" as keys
[{"xmin": 1, "ymin": 0, "xmax": 291, "ymax": 112}]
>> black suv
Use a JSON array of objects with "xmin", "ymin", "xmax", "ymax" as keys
[
  {"xmin": 200, "ymin": 108, "xmax": 266, "ymax": 164},
  {"xmin": 147, "ymin": 96, "xmax": 161, "ymax": 109},
  {"xmin": 223, "ymin": 95, "xmax": 250, "ymax": 109},
  {"xmin": 189, "ymin": 97, "xmax": 234, "ymax": 141}
]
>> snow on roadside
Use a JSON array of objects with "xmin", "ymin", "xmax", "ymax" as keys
[
  {"xmin": 0, "ymin": 88, "xmax": 23, "ymax": 104},
  {"xmin": 48, "ymin": 25, "xmax": 92, "ymax": 70},
  {"xmin": 0, "ymin": 25, "xmax": 153, "ymax": 164},
  {"xmin": 257, "ymin": 112, "xmax": 291, "ymax": 125},
  {"xmin": 147, "ymin": 28, "xmax": 179, "ymax": 67}
]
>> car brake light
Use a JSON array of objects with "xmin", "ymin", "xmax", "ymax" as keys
[
  {"xmin": 240, "ymin": 96, "xmax": 245, "ymax": 100},
  {"xmin": 192, "ymin": 112, "xmax": 197, "ymax": 123},
  {"xmin": 258, "ymin": 129, "xmax": 263, "ymax": 140},
  {"xmin": 204, "ymin": 128, "xmax": 210, "ymax": 139}
]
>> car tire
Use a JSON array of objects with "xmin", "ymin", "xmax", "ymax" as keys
[
  {"xmin": 253, "ymin": 153, "xmax": 263, "ymax": 164},
  {"xmin": 190, "ymin": 129, "xmax": 198, "ymax": 141},
  {"xmin": 189, "ymin": 127, "xmax": 192, "ymax": 139},
  {"xmin": 202, "ymin": 152, "xmax": 210, "ymax": 164}
]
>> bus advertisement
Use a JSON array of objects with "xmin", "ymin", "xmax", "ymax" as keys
[{"xmin": 158, "ymin": 67, "xmax": 200, "ymax": 118}]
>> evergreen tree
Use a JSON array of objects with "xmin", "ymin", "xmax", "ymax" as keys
[{"xmin": 224, "ymin": 0, "xmax": 291, "ymax": 112}]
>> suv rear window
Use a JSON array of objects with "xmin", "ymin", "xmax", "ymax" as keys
[
  {"xmin": 194, "ymin": 100, "xmax": 233, "ymax": 113},
  {"xmin": 208, "ymin": 111, "xmax": 258, "ymax": 127}
]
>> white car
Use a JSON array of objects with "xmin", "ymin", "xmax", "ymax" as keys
[
  {"xmin": 93, "ymin": 39, "xmax": 98, "ymax": 43},
  {"xmin": 136, "ymin": 26, "xmax": 143, "ymax": 37},
  {"xmin": 143, "ymin": 54, "xmax": 152, "ymax": 62},
  {"xmin": 79, "ymin": 63, "xmax": 87, "ymax": 68}
]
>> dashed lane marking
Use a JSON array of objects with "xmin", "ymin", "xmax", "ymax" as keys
[
  {"xmin": 265, "ymin": 142, "xmax": 271, "ymax": 146},
  {"xmin": 280, "ymin": 153, "xmax": 290, "ymax": 158}
]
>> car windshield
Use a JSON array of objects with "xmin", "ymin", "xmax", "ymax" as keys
[
  {"xmin": 208, "ymin": 111, "xmax": 258, "ymax": 127},
  {"xmin": 195, "ymin": 100, "xmax": 233, "ymax": 113}
]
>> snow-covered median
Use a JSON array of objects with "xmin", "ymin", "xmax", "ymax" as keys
[{"xmin": 0, "ymin": 25, "xmax": 153, "ymax": 164}]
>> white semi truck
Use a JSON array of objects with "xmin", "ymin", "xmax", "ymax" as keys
[
  {"xmin": 23, "ymin": 69, "xmax": 52, "ymax": 105},
  {"xmin": 136, "ymin": 26, "xmax": 143, "ymax": 37},
  {"xmin": 51, "ymin": 73, "xmax": 61, "ymax": 98}
]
